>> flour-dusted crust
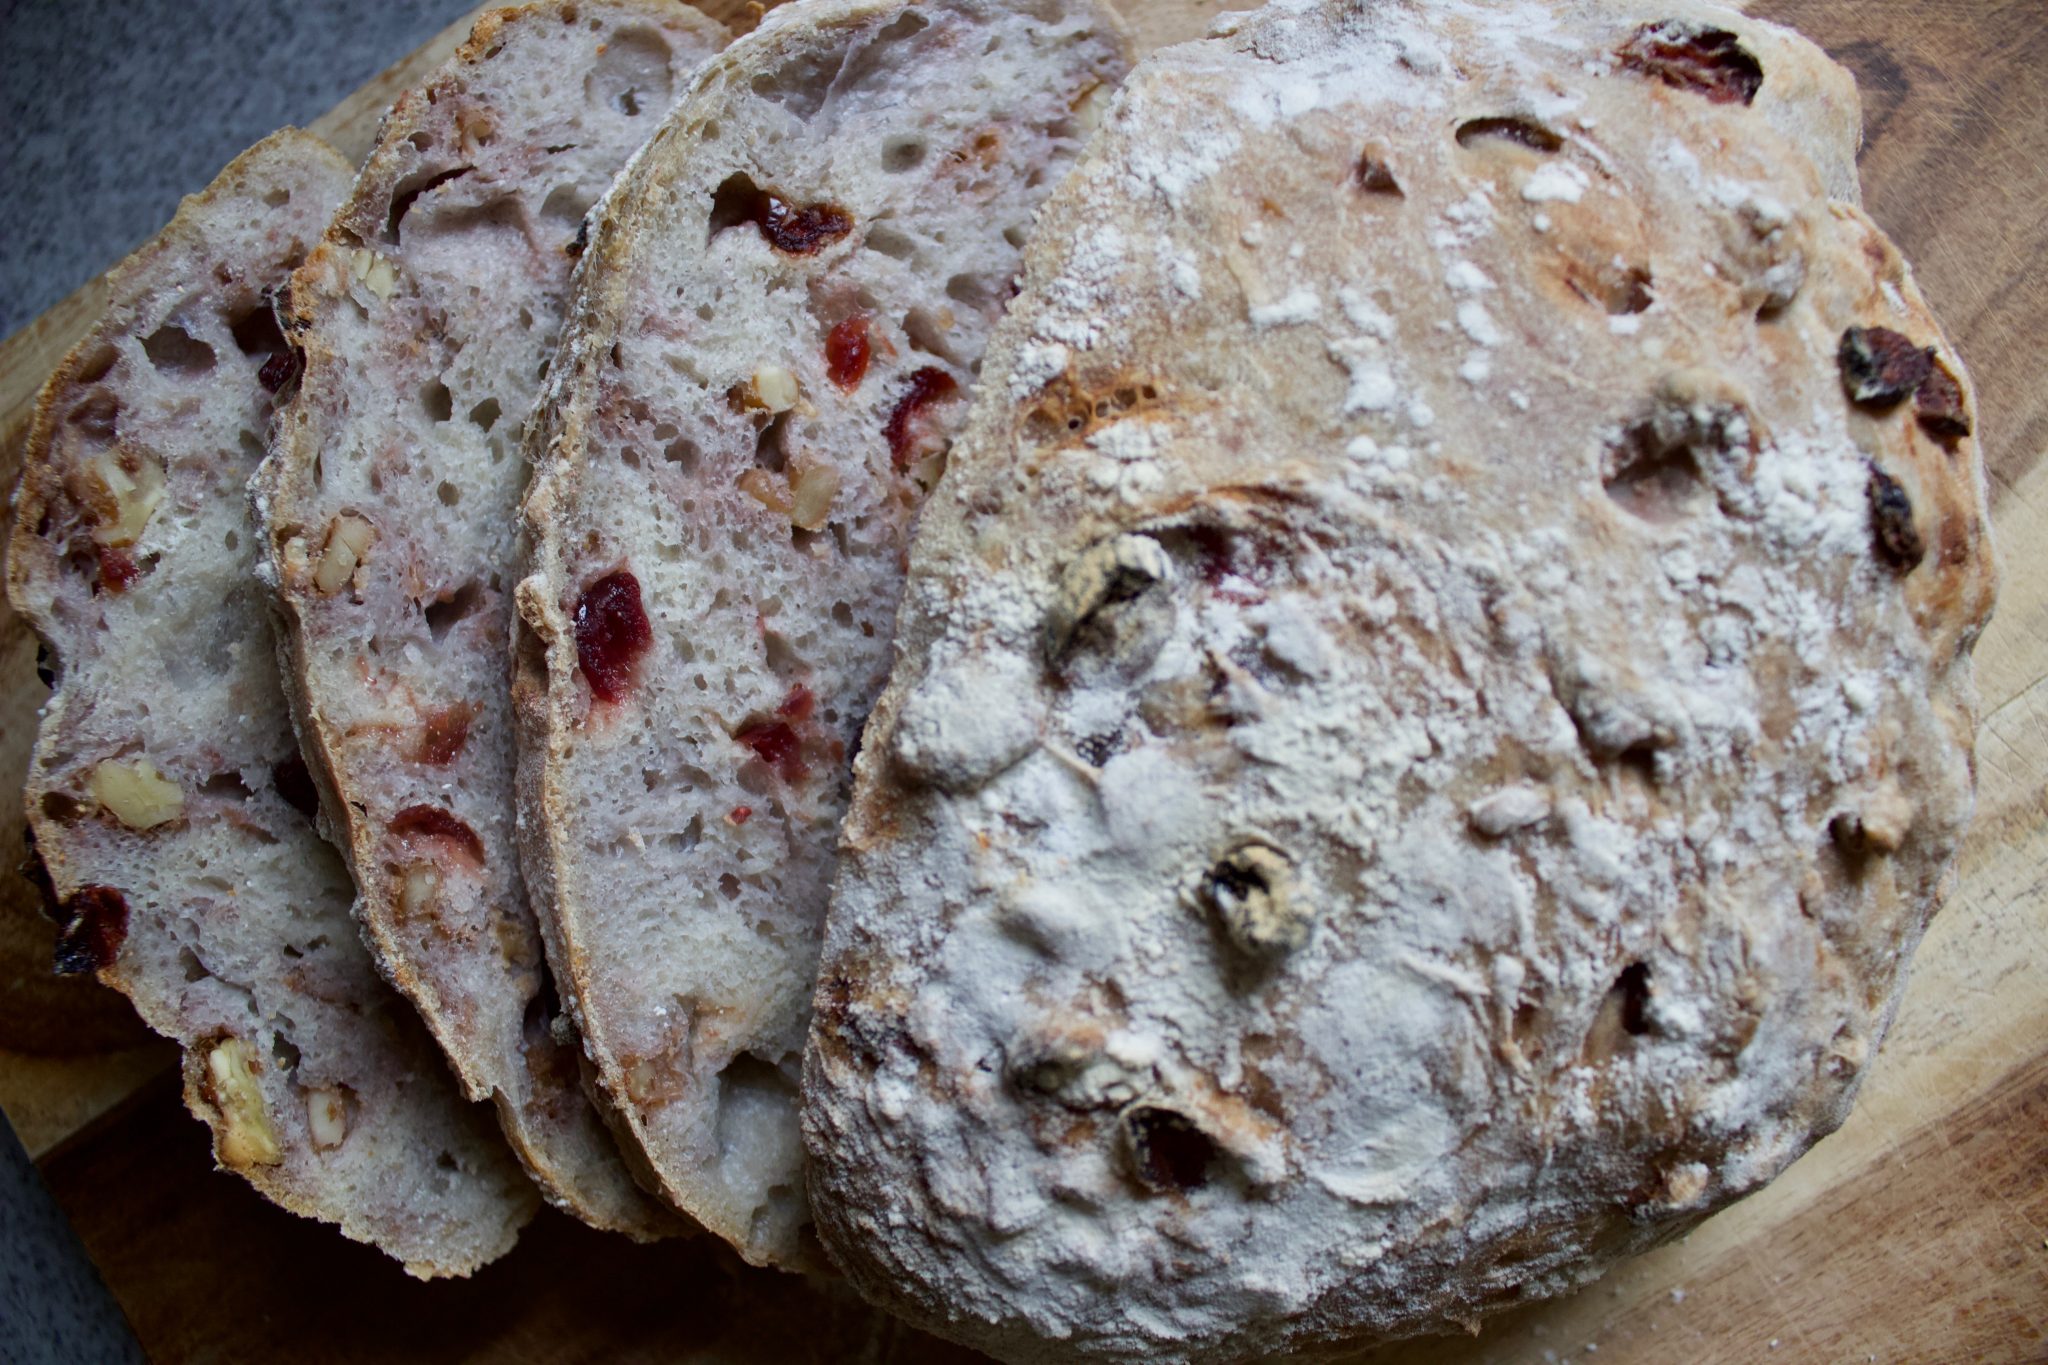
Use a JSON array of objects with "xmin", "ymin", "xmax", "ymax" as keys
[
  {"xmin": 7, "ymin": 130, "xmax": 537, "ymax": 1278},
  {"xmin": 803, "ymin": 1, "xmax": 1996, "ymax": 1359},
  {"xmin": 253, "ymin": 0, "xmax": 727, "ymax": 1241},
  {"xmin": 515, "ymin": 0, "xmax": 1132, "ymax": 1265}
]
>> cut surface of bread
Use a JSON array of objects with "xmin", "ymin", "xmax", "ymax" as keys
[
  {"xmin": 515, "ymin": 0, "xmax": 1131, "ymax": 1266},
  {"xmin": 801, "ymin": 1, "xmax": 1996, "ymax": 1360},
  {"xmin": 7, "ymin": 130, "xmax": 537, "ymax": 1278},
  {"xmin": 253, "ymin": 0, "xmax": 728, "ymax": 1240}
]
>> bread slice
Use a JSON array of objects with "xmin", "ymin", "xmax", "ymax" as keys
[
  {"xmin": 6, "ymin": 129, "xmax": 537, "ymax": 1278},
  {"xmin": 513, "ymin": 0, "xmax": 1131, "ymax": 1265},
  {"xmin": 252, "ymin": 0, "xmax": 729, "ymax": 1241},
  {"xmin": 800, "ymin": 2, "xmax": 1996, "ymax": 1359}
]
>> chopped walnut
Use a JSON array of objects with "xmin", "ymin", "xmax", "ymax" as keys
[
  {"xmin": 89, "ymin": 757, "xmax": 184, "ymax": 829},
  {"xmin": 306, "ymin": 1087, "xmax": 350, "ymax": 1150},
  {"xmin": 1045, "ymin": 533, "xmax": 1175, "ymax": 660},
  {"xmin": 312, "ymin": 513, "xmax": 375, "ymax": 595},
  {"xmin": 205, "ymin": 1037, "xmax": 283, "ymax": 1167}
]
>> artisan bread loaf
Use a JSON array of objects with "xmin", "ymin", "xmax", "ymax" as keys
[
  {"xmin": 253, "ymin": 0, "xmax": 727, "ymax": 1239},
  {"xmin": 6, "ymin": 130, "xmax": 536, "ymax": 1278},
  {"xmin": 514, "ymin": 0, "xmax": 1131, "ymax": 1265},
  {"xmin": 802, "ymin": 1, "xmax": 1996, "ymax": 1359}
]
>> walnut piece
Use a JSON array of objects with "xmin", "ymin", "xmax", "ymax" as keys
[
  {"xmin": 89, "ymin": 757, "xmax": 184, "ymax": 829},
  {"xmin": 205, "ymin": 1037, "xmax": 283, "ymax": 1167},
  {"xmin": 1199, "ymin": 842, "xmax": 1312, "ymax": 957},
  {"xmin": 306, "ymin": 1087, "xmax": 350, "ymax": 1150},
  {"xmin": 789, "ymin": 463, "xmax": 840, "ymax": 531},
  {"xmin": 86, "ymin": 451, "xmax": 166, "ymax": 546},
  {"xmin": 398, "ymin": 862, "xmax": 441, "ymax": 919},
  {"xmin": 349, "ymin": 248, "xmax": 399, "ymax": 301},
  {"xmin": 746, "ymin": 365, "xmax": 801, "ymax": 413},
  {"xmin": 312, "ymin": 512, "xmax": 375, "ymax": 594},
  {"xmin": 1045, "ymin": 533, "xmax": 1176, "ymax": 660}
]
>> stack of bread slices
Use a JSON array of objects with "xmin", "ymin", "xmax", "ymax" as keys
[{"xmin": 7, "ymin": 0, "xmax": 1995, "ymax": 1360}]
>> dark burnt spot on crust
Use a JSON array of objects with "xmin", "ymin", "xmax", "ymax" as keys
[
  {"xmin": 390, "ymin": 804, "xmax": 485, "ymax": 865},
  {"xmin": 1839, "ymin": 326, "xmax": 1934, "ymax": 408},
  {"xmin": 53, "ymin": 884, "xmax": 130, "ymax": 975},
  {"xmin": 1867, "ymin": 466, "xmax": 1925, "ymax": 572},
  {"xmin": 1618, "ymin": 21, "xmax": 1764, "ymax": 106}
]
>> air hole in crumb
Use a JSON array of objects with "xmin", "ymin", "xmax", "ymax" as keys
[
  {"xmin": 753, "ymin": 413, "xmax": 788, "ymax": 473},
  {"xmin": 270, "ymin": 1034, "xmax": 302, "ymax": 1073},
  {"xmin": 866, "ymin": 225, "xmax": 917, "ymax": 260},
  {"xmin": 945, "ymin": 273, "xmax": 991, "ymax": 309},
  {"xmin": 1603, "ymin": 423, "xmax": 1706, "ymax": 524},
  {"xmin": 1122, "ymin": 1105, "xmax": 1220, "ymax": 1193},
  {"xmin": 718, "ymin": 872, "xmax": 742, "ymax": 900},
  {"xmin": 1613, "ymin": 963, "xmax": 1653, "ymax": 1035},
  {"xmin": 881, "ymin": 137, "xmax": 926, "ymax": 172},
  {"xmin": 714, "ymin": 1053, "xmax": 798, "ymax": 1160},
  {"xmin": 263, "ymin": 187, "xmax": 291, "ymax": 208},
  {"xmin": 435, "ymin": 1149, "xmax": 459, "ymax": 1170},
  {"xmin": 141, "ymin": 323, "xmax": 216, "ymax": 376},
  {"xmin": 227, "ymin": 303, "xmax": 286, "ymax": 357},
  {"xmin": 200, "ymin": 771, "xmax": 253, "ymax": 801},
  {"xmin": 830, "ymin": 601, "xmax": 854, "ymax": 627},
  {"xmin": 421, "ymin": 381, "xmax": 453, "ymax": 422},
  {"xmin": 468, "ymin": 397, "xmax": 501, "ymax": 431},
  {"xmin": 1455, "ymin": 116, "xmax": 1564, "ymax": 153},
  {"xmin": 424, "ymin": 580, "xmax": 483, "ymax": 643},
  {"xmin": 437, "ymin": 481, "xmax": 461, "ymax": 507},
  {"xmin": 223, "ymin": 529, "xmax": 240, "ymax": 552},
  {"xmin": 178, "ymin": 949, "xmax": 208, "ymax": 982}
]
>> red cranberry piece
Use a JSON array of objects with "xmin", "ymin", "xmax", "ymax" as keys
[
  {"xmin": 414, "ymin": 704, "xmax": 475, "ymax": 765},
  {"xmin": 1840, "ymin": 327, "xmax": 1935, "ymax": 407},
  {"xmin": 777, "ymin": 684, "xmax": 815, "ymax": 722},
  {"xmin": 729, "ymin": 805, "xmax": 753, "ymax": 825},
  {"xmin": 390, "ymin": 804, "xmax": 485, "ymax": 865},
  {"xmin": 884, "ymin": 367, "xmax": 960, "ymax": 470},
  {"xmin": 1867, "ymin": 466, "xmax": 1925, "ymax": 572},
  {"xmin": 1618, "ymin": 22, "xmax": 1765, "ymax": 106},
  {"xmin": 825, "ymin": 316, "xmax": 871, "ymax": 390},
  {"xmin": 96, "ymin": 546, "xmax": 140, "ymax": 594},
  {"xmin": 736, "ymin": 720, "xmax": 806, "ymax": 784},
  {"xmin": 257, "ymin": 346, "xmax": 303, "ymax": 395},
  {"xmin": 574, "ymin": 570, "xmax": 653, "ymax": 704},
  {"xmin": 1915, "ymin": 359, "xmax": 1971, "ymax": 439},
  {"xmin": 53, "ymin": 884, "xmax": 129, "ymax": 975}
]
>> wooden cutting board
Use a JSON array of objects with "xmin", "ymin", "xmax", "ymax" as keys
[{"xmin": 2, "ymin": 1, "xmax": 2043, "ymax": 1360}]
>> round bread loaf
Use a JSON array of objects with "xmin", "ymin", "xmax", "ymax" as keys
[{"xmin": 802, "ymin": 1, "xmax": 1997, "ymax": 1360}]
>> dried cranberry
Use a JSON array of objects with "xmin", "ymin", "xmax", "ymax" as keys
[
  {"xmin": 53, "ymin": 884, "xmax": 129, "ymax": 975},
  {"xmin": 1123, "ymin": 1105, "xmax": 1219, "ymax": 1193},
  {"xmin": 414, "ymin": 704, "xmax": 475, "ymax": 765},
  {"xmin": 777, "ymin": 684, "xmax": 815, "ymax": 722},
  {"xmin": 1915, "ymin": 359, "xmax": 1971, "ymax": 439},
  {"xmin": 736, "ymin": 720, "xmax": 806, "ymax": 784},
  {"xmin": 883, "ymin": 367, "xmax": 960, "ymax": 469},
  {"xmin": 1618, "ymin": 22, "xmax": 1764, "ymax": 106},
  {"xmin": 825, "ymin": 316, "xmax": 871, "ymax": 390},
  {"xmin": 96, "ymin": 546, "xmax": 140, "ymax": 594},
  {"xmin": 257, "ymin": 346, "xmax": 304, "ymax": 395},
  {"xmin": 271, "ymin": 755, "xmax": 321, "ymax": 822},
  {"xmin": 1839, "ymin": 327, "xmax": 1934, "ymax": 407},
  {"xmin": 574, "ymin": 570, "xmax": 653, "ymax": 704},
  {"xmin": 711, "ymin": 174, "xmax": 853, "ymax": 256},
  {"xmin": 390, "ymin": 804, "xmax": 485, "ymax": 864},
  {"xmin": 1355, "ymin": 154, "xmax": 1402, "ymax": 195},
  {"xmin": 1454, "ymin": 117, "xmax": 1564, "ymax": 153},
  {"xmin": 729, "ymin": 805, "xmax": 753, "ymax": 825},
  {"xmin": 1867, "ymin": 467, "xmax": 1925, "ymax": 572}
]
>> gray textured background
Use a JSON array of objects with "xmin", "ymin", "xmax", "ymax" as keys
[
  {"xmin": 1, "ymin": 1, "xmax": 468, "ymax": 1356},
  {"xmin": 1, "ymin": 0, "xmax": 473, "ymax": 338}
]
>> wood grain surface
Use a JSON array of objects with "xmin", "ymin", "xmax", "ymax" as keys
[{"xmin": 2, "ymin": 1, "xmax": 2043, "ymax": 1361}]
